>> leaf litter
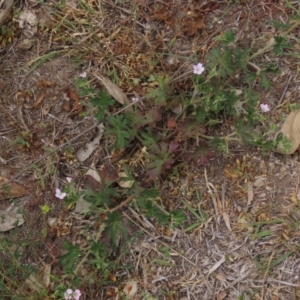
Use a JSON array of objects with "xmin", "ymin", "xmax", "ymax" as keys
[{"xmin": 0, "ymin": 0, "xmax": 300, "ymax": 299}]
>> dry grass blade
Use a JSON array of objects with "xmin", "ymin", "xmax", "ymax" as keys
[{"xmin": 208, "ymin": 256, "xmax": 225, "ymax": 276}]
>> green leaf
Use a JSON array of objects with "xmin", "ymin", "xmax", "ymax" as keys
[
  {"xmin": 105, "ymin": 212, "xmax": 129, "ymax": 248},
  {"xmin": 83, "ymin": 186, "xmax": 119, "ymax": 209},
  {"xmin": 138, "ymin": 127, "xmax": 158, "ymax": 147},
  {"xmin": 273, "ymin": 36, "xmax": 292, "ymax": 55},
  {"xmin": 90, "ymin": 91, "xmax": 115, "ymax": 121},
  {"xmin": 205, "ymin": 47, "xmax": 235, "ymax": 78},
  {"xmin": 59, "ymin": 241, "xmax": 82, "ymax": 273},
  {"xmin": 245, "ymin": 72, "xmax": 257, "ymax": 84},
  {"xmin": 137, "ymin": 198, "xmax": 168, "ymax": 224},
  {"xmin": 170, "ymin": 210, "xmax": 186, "ymax": 227},
  {"xmin": 147, "ymin": 75, "xmax": 170, "ymax": 105},
  {"xmin": 105, "ymin": 114, "xmax": 135, "ymax": 149},
  {"xmin": 234, "ymin": 47, "xmax": 250, "ymax": 71},
  {"xmin": 215, "ymin": 30, "xmax": 235, "ymax": 46},
  {"xmin": 146, "ymin": 142, "xmax": 180, "ymax": 179},
  {"xmin": 270, "ymin": 20, "xmax": 292, "ymax": 31},
  {"xmin": 259, "ymin": 71, "xmax": 271, "ymax": 90},
  {"xmin": 89, "ymin": 241, "xmax": 110, "ymax": 272}
]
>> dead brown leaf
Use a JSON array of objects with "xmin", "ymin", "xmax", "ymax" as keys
[
  {"xmin": 62, "ymin": 102, "xmax": 71, "ymax": 112},
  {"xmin": 167, "ymin": 117, "xmax": 177, "ymax": 128},
  {"xmin": 275, "ymin": 108, "xmax": 300, "ymax": 154},
  {"xmin": 0, "ymin": 209, "xmax": 25, "ymax": 231},
  {"xmin": 0, "ymin": 0, "xmax": 13, "ymax": 27},
  {"xmin": 224, "ymin": 167, "xmax": 242, "ymax": 179},
  {"xmin": 33, "ymin": 80, "xmax": 54, "ymax": 108},
  {"xmin": 222, "ymin": 211, "xmax": 231, "ymax": 231},
  {"xmin": 94, "ymin": 74, "xmax": 132, "ymax": 108},
  {"xmin": 217, "ymin": 291, "xmax": 227, "ymax": 300},
  {"xmin": 183, "ymin": 16, "xmax": 206, "ymax": 36},
  {"xmin": 67, "ymin": 90, "xmax": 80, "ymax": 102},
  {"xmin": 247, "ymin": 182, "xmax": 254, "ymax": 206},
  {"xmin": 37, "ymin": 80, "xmax": 54, "ymax": 89},
  {"xmin": 123, "ymin": 280, "xmax": 138, "ymax": 299},
  {"xmin": 0, "ymin": 176, "xmax": 27, "ymax": 199},
  {"xmin": 64, "ymin": 89, "xmax": 83, "ymax": 115},
  {"xmin": 25, "ymin": 264, "xmax": 51, "ymax": 291},
  {"xmin": 33, "ymin": 92, "xmax": 46, "ymax": 108}
]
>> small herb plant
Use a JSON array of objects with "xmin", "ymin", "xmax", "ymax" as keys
[{"xmin": 43, "ymin": 20, "xmax": 293, "ymax": 281}]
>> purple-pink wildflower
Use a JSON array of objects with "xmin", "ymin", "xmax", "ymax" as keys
[
  {"xmin": 64, "ymin": 288, "xmax": 81, "ymax": 300},
  {"xmin": 55, "ymin": 188, "xmax": 67, "ymax": 200},
  {"xmin": 193, "ymin": 63, "xmax": 205, "ymax": 75},
  {"xmin": 260, "ymin": 103, "xmax": 270, "ymax": 113}
]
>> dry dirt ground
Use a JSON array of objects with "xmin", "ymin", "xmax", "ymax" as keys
[{"xmin": 1, "ymin": 0, "xmax": 300, "ymax": 299}]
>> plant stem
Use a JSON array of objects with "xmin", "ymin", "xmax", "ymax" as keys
[
  {"xmin": 198, "ymin": 131, "xmax": 238, "ymax": 141},
  {"xmin": 248, "ymin": 21, "xmax": 300, "ymax": 61},
  {"xmin": 74, "ymin": 223, "xmax": 106, "ymax": 275},
  {"xmin": 248, "ymin": 39, "xmax": 276, "ymax": 61}
]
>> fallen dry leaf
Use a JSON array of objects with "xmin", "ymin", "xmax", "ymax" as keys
[
  {"xmin": 167, "ymin": 117, "xmax": 177, "ymax": 128},
  {"xmin": 183, "ymin": 16, "xmax": 206, "ymax": 36},
  {"xmin": 217, "ymin": 291, "xmax": 227, "ymax": 300},
  {"xmin": 275, "ymin": 108, "xmax": 300, "ymax": 154},
  {"xmin": 0, "ymin": 209, "xmax": 25, "ymax": 232},
  {"xmin": 75, "ymin": 166, "xmax": 102, "ymax": 213},
  {"xmin": 94, "ymin": 74, "xmax": 132, "ymax": 108},
  {"xmin": 25, "ymin": 264, "xmax": 51, "ymax": 291},
  {"xmin": 67, "ymin": 90, "xmax": 80, "ymax": 102},
  {"xmin": 18, "ymin": 10, "xmax": 38, "ymax": 38},
  {"xmin": 63, "ymin": 89, "xmax": 83, "ymax": 115},
  {"xmin": 33, "ymin": 92, "xmax": 46, "ymax": 108},
  {"xmin": 0, "ymin": 0, "xmax": 13, "ymax": 27},
  {"xmin": 224, "ymin": 167, "xmax": 242, "ymax": 179},
  {"xmin": 37, "ymin": 80, "xmax": 54, "ymax": 89},
  {"xmin": 123, "ymin": 280, "xmax": 138, "ymax": 298},
  {"xmin": 0, "ymin": 176, "xmax": 27, "ymax": 199},
  {"xmin": 222, "ymin": 211, "xmax": 231, "ymax": 231},
  {"xmin": 76, "ymin": 123, "xmax": 104, "ymax": 162},
  {"xmin": 247, "ymin": 182, "xmax": 254, "ymax": 206},
  {"xmin": 208, "ymin": 256, "xmax": 225, "ymax": 275},
  {"xmin": 291, "ymin": 193, "xmax": 298, "ymax": 205}
]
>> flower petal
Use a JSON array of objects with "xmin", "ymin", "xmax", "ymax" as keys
[{"xmin": 260, "ymin": 103, "xmax": 270, "ymax": 112}]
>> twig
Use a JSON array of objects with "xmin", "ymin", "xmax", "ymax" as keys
[
  {"xmin": 260, "ymin": 250, "xmax": 275, "ymax": 300},
  {"xmin": 278, "ymin": 72, "xmax": 292, "ymax": 105}
]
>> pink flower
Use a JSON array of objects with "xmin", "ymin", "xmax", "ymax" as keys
[
  {"xmin": 55, "ymin": 188, "xmax": 67, "ymax": 200},
  {"xmin": 64, "ymin": 288, "xmax": 81, "ymax": 300},
  {"xmin": 132, "ymin": 97, "xmax": 139, "ymax": 103},
  {"xmin": 260, "ymin": 103, "xmax": 270, "ymax": 113},
  {"xmin": 66, "ymin": 177, "xmax": 72, "ymax": 183},
  {"xmin": 193, "ymin": 63, "xmax": 205, "ymax": 75},
  {"xmin": 73, "ymin": 289, "xmax": 82, "ymax": 300},
  {"xmin": 79, "ymin": 72, "xmax": 87, "ymax": 78},
  {"xmin": 64, "ymin": 289, "xmax": 73, "ymax": 300}
]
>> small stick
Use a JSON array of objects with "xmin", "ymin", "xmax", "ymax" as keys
[
  {"xmin": 260, "ymin": 250, "xmax": 275, "ymax": 300},
  {"xmin": 278, "ymin": 72, "xmax": 292, "ymax": 105}
]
